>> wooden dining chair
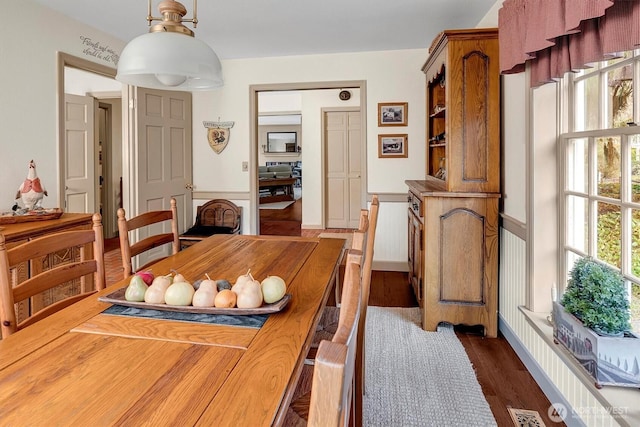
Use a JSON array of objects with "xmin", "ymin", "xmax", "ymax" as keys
[
  {"xmin": 117, "ymin": 198, "xmax": 180, "ymax": 278},
  {"xmin": 285, "ymin": 249, "xmax": 363, "ymax": 427},
  {"xmin": 0, "ymin": 213, "xmax": 105, "ymax": 337},
  {"xmin": 178, "ymin": 199, "xmax": 242, "ymax": 249},
  {"xmin": 312, "ymin": 220, "xmax": 367, "ymax": 345},
  {"xmin": 307, "ymin": 195, "xmax": 379, "ymax": 425},
  {"xmin": 354, "ymin": 194, "xmax": 379, "ymax": 426}
]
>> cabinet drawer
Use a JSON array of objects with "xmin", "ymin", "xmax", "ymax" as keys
[{"xmin": 407, "ymin": 192, "xmax": 423, "ymax": 218}]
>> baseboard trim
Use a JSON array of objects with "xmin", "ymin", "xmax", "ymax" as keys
[
  {"xmin": 498, "ymin": 314, "xmax": 586, "ymax": 427},
  {"xmin": 372, "ymin": 260, "xmax": 408, "ymax": 272}
]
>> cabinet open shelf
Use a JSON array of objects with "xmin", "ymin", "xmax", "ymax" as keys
[
  {"xmin": 426, "ymin": 63, "xmax": 447, "ymax": 182},
  {"xmin": 429, "ymin": 109, "xmax": 446, "ymax": 119}
]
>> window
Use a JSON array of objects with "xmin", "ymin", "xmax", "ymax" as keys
[{"xmin": 561, "ymin": 49, "xmax": 640, "ymax": 333}]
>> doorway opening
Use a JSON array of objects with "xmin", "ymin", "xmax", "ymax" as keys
[
  {"xmin": 249, "ymin": 82, "xmax": 367, "ymax": 236},
  {"xmin": 257, "ymin": 109, "xmax": 303, "ymax": 236},
  {"xmin": 57, "ymin": 53, "xmax": 123, "ymax": 238}
]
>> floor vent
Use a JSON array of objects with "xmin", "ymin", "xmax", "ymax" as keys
[{"xmin": 508, "ymin": 407, "xmax": 546, "ymax": 427}]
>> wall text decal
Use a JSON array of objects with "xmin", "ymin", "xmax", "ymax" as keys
[{"xmin": 79, "ymin": 36, "xmax": 120, "ymax": 66}]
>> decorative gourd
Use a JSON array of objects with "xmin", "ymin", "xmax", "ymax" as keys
[
  {"xmin": 125, "ymin": 275, "xmax": 148, "ymax": 302},
  {"xmin": 144, "ymin": 274, "xmax": 173, "ymax": 304},
  {"xmin": 192, "ymin": 275, "xmax": 218, "ymax": 307},
  {"xmin": 233, "ymin": 273, "xmax": 263, "ymax": 309},
  {"xmin": 164, "ymin": 281, "xmax": 195, "ymax": 306},
  {"xmin": 214, "ymin": 289, "xmax": 237, "ymax": 308},
  {"xmin": 261, "ymin": 275, "xmax": 286, "ymax": 304}
]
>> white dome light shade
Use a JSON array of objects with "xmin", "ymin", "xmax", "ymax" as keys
[{"xmin": 116, "ymin": 32, "xmax": 223, "ymax": 91}]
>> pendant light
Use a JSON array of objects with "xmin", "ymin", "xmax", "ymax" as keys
[{"xmin": 116, "ymin": 0, "xmax": 223, "ymax": 91}]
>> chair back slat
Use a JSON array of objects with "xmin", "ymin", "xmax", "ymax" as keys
[
  {"xmin": 117, "ymin": 198, "xmax": 179, "ymax": 278},
  {"xmin": 7, "ymin": 230, "xmax": 97, "ymax": 265},
  {"xmin": 13, "ymin": 261, "xmax": 98, "ymax": 302},
  {"xmin": 0, "ymin": 213, "xmax": 105, "ymax": 337}
]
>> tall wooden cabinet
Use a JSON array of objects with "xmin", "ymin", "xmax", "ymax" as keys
[{"xmin": 406, "ymin": 28, "xmax": 500, "ymax": 337}]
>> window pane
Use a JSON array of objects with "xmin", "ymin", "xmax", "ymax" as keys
[
  {"xmin": 574, "ymin": 74, "xmax": 599, "ymax": 131},
  {"xmin": 631, "ymin": 282, "xmax": 639, "ymax": 334},
  {"xmin": 564, "ymin": 252, "xmax": 582, "ymax": 293},
  {"xmin": 567, "ymin": 195, "xmax": 588, "ymax": 252},
  {"xmin": 631, "ymin": 135, "xmax": 640, "ymax": 203},
  {"xmin": 597, "ymin": 136, "xmax": 621, "ymax": 199},
  {"xmin": 633, "ymin": 208, "xmax": 640, "ymax": 278},
  {"xmin": 566, "ymin": 138, "xmax": 588, "ymax": 193},
  {"xmin": 597, "ymin": 201, "xmax": 621, "ymax": 268},
  {"xmin": 606, "ymin": 64, "xmax": 634, "ymax": 128},
  {"xmin": 605, "ymin": 51, "xmax": 632, "ymax": 67}
]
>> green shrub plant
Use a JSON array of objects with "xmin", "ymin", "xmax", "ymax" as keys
[{"xmin": 561, "ymin": 257, "xmax": 631, "ymax": 336}]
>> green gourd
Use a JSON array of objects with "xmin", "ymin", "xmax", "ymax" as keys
[{"xmin": 125, "ymin": 275, "xmax": 148, "ymax": 302}]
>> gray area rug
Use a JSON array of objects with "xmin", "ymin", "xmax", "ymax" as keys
[{"xmin": 364, "ymin": 307, "xmax": 497, "ymax": 426}]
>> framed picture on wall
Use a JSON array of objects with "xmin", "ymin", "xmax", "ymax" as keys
[
  {"xmin": 378, "ymin": 102, "xmax": 408, "ymax": 126},
  {"xmin": 378, "ymin": 134, "xmax": 408, "ymax": 158}
]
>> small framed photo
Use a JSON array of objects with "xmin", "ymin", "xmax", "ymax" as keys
[
  {"xmin": 378, "ymin": 134, "xmax": 408, "ymax": 158},
  {"xmin": 378, "ymin": 102, "xmax": 408, "ymax": 126}
]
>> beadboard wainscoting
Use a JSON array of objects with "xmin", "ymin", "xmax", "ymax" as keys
[{"xmin": 499, "ymin": 225, "xmax": 636, "ymax": 427}]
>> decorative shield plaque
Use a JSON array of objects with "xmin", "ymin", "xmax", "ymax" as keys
[{"xmin": 203, "ymin": 121, "xmax": 234, "ymax": 154}]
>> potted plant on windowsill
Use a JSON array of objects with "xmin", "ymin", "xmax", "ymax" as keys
[{"xmin": 553, "ymin": 257, "xmax": 640, "ymax": 389}]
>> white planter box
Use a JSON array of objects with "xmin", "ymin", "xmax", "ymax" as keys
[{"xmin": 552, "ymin": 301, "xmax": 640, "ymax": 388}]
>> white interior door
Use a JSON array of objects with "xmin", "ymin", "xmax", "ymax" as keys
[
  {"xmin": 325, "ymin": 110, "xmax": 362, "ymax": 228},
  {"xmin": 131, "ymin": 87, "xmax": 193, "ymax": 267},
  {"xmin": 64, "ymin": 93, "xmax": 96, "ymax": 213}
]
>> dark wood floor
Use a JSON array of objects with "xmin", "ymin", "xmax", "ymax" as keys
[
  {"xmin": 369, "ymin": 272, "xmax": 562, "ymax": 426},
  {"xmin": 258, "ymin": 201, "xmax": 563, "ymax": 426},
  {"xmin": 259, "ymin": 198, "xmax": 302, "ymax": 236}
]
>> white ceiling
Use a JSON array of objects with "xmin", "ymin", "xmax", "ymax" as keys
[{"xmin": 32, "ymin": 0, "xmax": 497, "ymax": 60}]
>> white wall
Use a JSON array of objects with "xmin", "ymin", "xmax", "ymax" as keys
[
  {"xmin": 64, "ymin": 67, "xmax": 122, "ymax": 96},
  {"xmin": 191, "ymin": 50, "xmax": 425, "ymax": 194},
  {"xmin": 502, "ymin": 73, "xmax": 528, "ymax": 223},
  {"xmin": 191, "ymin": 50, "xmax": 426, "ymax": 265},
  {"xmin": 0, "ymin": 1, "xmax": 124, "ymax": 209}
]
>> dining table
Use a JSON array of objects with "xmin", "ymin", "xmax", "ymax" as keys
[{"xmin": 0, "ymin": 234, "xmax": 345, "ymax": 426}]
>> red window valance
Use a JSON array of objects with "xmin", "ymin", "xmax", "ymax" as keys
[{"xmin": 499, "ymin": 0, "xmax": 640, "ymax": 87}]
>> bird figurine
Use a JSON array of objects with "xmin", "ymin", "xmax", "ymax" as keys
[{"xmin": 15, "ymin": 159, "xmax": 48, "ymax": 211}]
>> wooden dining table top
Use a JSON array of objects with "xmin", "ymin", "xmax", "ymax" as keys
[{"xmin": 0, "ymin": 234, "xmax": 345, "ymax": 426}]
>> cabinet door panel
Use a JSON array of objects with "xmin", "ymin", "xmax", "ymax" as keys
[
  {"xmin": 422, "ymin": 196, "xmax": 498, "ymax": 337},
  {"xmin": 439, "ymin": 207, "xmax": 484, "ymax": 304}
]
